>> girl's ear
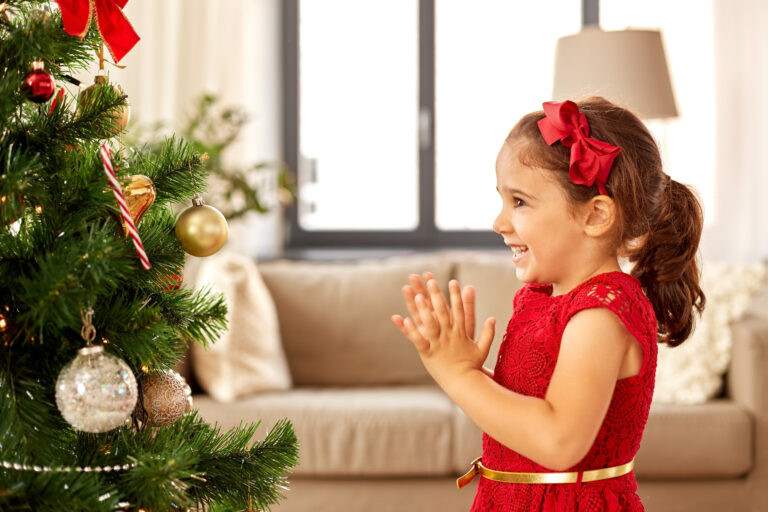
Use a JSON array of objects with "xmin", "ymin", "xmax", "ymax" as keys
[{"xmin": 582, "ymin": 195, "xmax": 617, "ymax": 238}]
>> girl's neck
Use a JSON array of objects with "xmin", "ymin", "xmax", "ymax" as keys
[{"xmin": 550, "ymin": 258, "xmax": 622, "ymax": 297}]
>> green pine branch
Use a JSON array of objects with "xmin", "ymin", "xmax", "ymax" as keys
[
  {"xmin": 128, "ymin": 137, "xmax": 210, "ymax": 206},
  {"xmin": 0, "ymin": 351, "xmax": 76, "ymax": 463},
  {"xmin": 106, "ymin": 413, "xmax": 299, "ymax": 511},
  {"xmin": 0, "ymin": 469, "xmax": 120, "ymax": 512}
]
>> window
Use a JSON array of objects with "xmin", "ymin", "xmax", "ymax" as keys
[
  {"xmin": 435, "ymin": 1, "xmax": 580, "ymax": 230},
  {"xmin": 282, "ymin": 1, "xmax": 715, "ymax": 247},
  {"xmin": 297, "ymin": 0, "xmax": 419, "ymax": 231}
]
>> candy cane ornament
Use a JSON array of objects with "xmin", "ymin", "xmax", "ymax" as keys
[{"xmin": 100, "ymin": 144, "xmax": 151, "ymax": 270}]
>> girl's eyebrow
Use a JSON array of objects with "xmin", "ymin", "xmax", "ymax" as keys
[{"xmin": 496, "ymin": 185, "xmax": 537, "ymax": 200}]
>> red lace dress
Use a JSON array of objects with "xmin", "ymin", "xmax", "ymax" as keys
[{"xmin": 470, "ymin": 271, "xmax": 657, "ymax": 512}]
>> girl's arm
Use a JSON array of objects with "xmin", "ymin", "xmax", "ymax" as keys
[{"xmin": 392, "ymin": 278, "xmax": 632, "ymax": 471}]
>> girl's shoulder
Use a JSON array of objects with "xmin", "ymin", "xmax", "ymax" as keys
[
  {"xmin": 563, "ymin": 271, "xmax": 657, "ymax": 338},
  {"xmin": 568, "ymin": 270, "xmax": 645, "ymax": 307}
]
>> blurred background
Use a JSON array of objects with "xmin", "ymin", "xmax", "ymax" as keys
[{"xmin": 97, "ymin": 0, "xmax": 766, "ymax": 263}]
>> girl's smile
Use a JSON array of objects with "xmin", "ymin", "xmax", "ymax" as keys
[{"xmin": 508, "ymin": 245, "xmax": 529, "ymax": 263}]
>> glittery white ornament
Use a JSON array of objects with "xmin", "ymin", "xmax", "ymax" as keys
[
  {"xmin": 138, "ymin": 370, "xmax": 191, "ymax": 426},
  {"xmin": 55, "ymin": 345, "xmax": 138, "ymax": 433}
]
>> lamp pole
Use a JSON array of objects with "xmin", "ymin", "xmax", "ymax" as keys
[{"xmin": 582, "ymin": 0, "xmax": 599, "ymax": 27}]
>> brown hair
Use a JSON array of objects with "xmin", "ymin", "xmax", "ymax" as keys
[{"xmin": 507, "ymin": 96, "xmax": 705, "ymax": 346}]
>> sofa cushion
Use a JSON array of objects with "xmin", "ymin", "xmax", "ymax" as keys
[
  {"xmin": 636, "ymin": 400, "xmax": 752, "ymax": 478},
  {"xmin": 194, "ymin": 386, "xmax": 455, "ymax": 476},
  {"xmin": 259, "ymin": 254, "xmax": 453, "ymax": 386},
  {"xmin": 452, "ymin": 407, "xmax": 484, "ymax": 473},
  {"xmin": 452, "ymin": 400, "xmax": 752, "ymax": 478}
]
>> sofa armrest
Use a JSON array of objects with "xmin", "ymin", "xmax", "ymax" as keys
[
  {"xmin": 727, "ymin": 314, "xmax": 768, "ymax": 503},
  {"xmin": 728, "ymin": 315, "xmax": 768, "ymax": 412}
]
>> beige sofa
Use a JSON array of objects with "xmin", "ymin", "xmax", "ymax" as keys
[{"xmin": 189, "ymin": 251, "xmax": 768, "ymax": 512}]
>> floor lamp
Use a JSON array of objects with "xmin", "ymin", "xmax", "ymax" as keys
[{"xmin": 551, "ymin": 27, "xmax": 678, "ymax": 120}]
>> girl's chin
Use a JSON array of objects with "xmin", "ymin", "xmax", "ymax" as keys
[
  {"xmin": 514, "ymin": 266, "xmax": 548, "ymax": 285},
  {"xmin": 514, "ymin": 266, "xmax": 534, "ymax": 283}
]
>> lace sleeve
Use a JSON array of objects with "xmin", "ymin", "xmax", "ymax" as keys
[{"xmin": 561, "ymin": 275, "xmax": 654, "ymax": 369}]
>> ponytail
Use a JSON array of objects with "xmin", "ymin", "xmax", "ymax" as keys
[{"xmin": 630, "ymin": 179, "xmax": 706, "ymax": 346}]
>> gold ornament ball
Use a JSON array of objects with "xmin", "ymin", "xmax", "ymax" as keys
[
  {"xmin": 139, "ymin": 370, "xmax": 191, "ymax": 427},
  {"xmin": 78, "ymin": 75, "xmax": 131, "ymax": 134},
  {"xmin": 30, "ymin": 8, "xmax": 52, "ymax": 23},
  {"xmin": 175, "ymin": 196, "xmax": 228, "ymax": 257}
]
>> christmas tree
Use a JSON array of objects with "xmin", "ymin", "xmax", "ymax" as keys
[{"xmin": 0, "ymin": 2, "xmax": 298, "ymax": 510}]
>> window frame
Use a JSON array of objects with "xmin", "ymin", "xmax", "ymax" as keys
[{"xmin": 281, "ymin": 0, "xmax": 500, "ymax": 249}]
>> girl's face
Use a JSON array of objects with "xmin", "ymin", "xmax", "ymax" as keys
[{"xmin": 493, "ymin": 141, "xmax": 592, "ymax": 294}]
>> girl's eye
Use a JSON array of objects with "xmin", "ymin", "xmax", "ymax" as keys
[{"xmin": 513, "ymin": 197, "xmax": 527, "ymax": 208}]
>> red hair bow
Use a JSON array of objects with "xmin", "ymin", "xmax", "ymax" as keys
[
  {"xmin": 56, "ymin": 0, "xmax": 139, "ymax": 63},
  {"xmin": 537, "ymin": 100, "xmax": 621, "ymax": 195}
]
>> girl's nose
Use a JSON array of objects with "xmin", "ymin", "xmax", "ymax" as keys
[{"xmin": 493, "ymin": 211, "xmax": 510, "ymax": 235}]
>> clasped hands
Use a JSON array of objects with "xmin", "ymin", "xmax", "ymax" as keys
[{"xmin": 391, "ymin": 272, "xmax": 496, "ymax": 391}]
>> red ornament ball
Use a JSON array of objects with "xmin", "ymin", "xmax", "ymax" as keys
[
  {"xmin": 160, "ymin": 271, "xmax": 183, "ymax": 292},
  {"xmin": 22, "ymin": 62, "xmax": 55, "ymax": 103}
]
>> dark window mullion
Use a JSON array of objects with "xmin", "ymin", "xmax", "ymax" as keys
[
  {"xmin": 282, "ymin": 0, "xmax": 300, "ymax": 247},
  {"xmin": 418, "ymin": 0, "xmax": 436, "ymax": 245}
]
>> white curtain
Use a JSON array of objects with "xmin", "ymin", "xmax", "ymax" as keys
[
  {"xmin": 703, "ymin": 0, "xmax": 768, "ymax": 263},
  {"xmin": 75, "ymin": 0, "xmax": 283, "ymax": 258}
]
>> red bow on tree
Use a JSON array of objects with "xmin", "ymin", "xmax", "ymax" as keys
[
  {"xmin": 537, "ymin": 100, "xmax": 621, "ymax": 195},
  {"xmin": 56, "ymin": 0, "xmax": 139, "ymax": 63}
]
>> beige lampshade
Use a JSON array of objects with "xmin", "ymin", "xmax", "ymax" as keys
[{"xmin": 552, "ymin": 27, "xmax": 678, "ymax": 119}]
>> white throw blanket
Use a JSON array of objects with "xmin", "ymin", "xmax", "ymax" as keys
[{"xmin": 653, "ymin": 262, "xmax": 766, "ymax": 404}]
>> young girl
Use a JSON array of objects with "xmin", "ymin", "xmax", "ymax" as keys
[{"xmin": 391, "ymin": 97, "xmax": 705, "ymax": 511}]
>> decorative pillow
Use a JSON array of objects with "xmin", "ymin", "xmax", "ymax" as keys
[
  {"xmin": 653, "ymin": 262, "xmax": 767, "ymax": 404},
  {"xmin": 187, "ymin": 252, "xmax": 292, "ymax": 402}
]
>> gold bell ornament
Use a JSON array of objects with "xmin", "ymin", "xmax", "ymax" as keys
[
  {"xmin": 78, "ymin": 74, "xmax": 131, "ymax": 134},
  {"xmin": 120, "ymin": 175, "xmax": 156, "ymax": 236},
  {"xmin": 175, "ymin": 193, "xmax": 228, "ymax": 257}
]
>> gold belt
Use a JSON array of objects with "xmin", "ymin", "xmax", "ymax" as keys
[{"xmin": 457, "ymin": 457, "xmax": 635, "ymax": 489}]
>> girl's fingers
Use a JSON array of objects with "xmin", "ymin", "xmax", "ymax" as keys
[
  {"xmin": 476, "ymin": 317, "xmax": 496, "ymax": 359},
  {"xmin": 462, "ymin": 285, "xmax": 476, "ymax": 339},
  {"xmin": 415, "ymin": 293, "xmax": 440, "ymax": 336},
  {"xmin": 409, "ymin": 274, "xmax": 432, "ymax": 308},
  {"xmin": 426, "ymin": 279, "xmax": 451, "ymax": 327},
  {"xmin": 391, "ymin": 314, "xmax": 406, "ymax": 332},
  {"xmin": 402, "ymin": 285, "xmax": 423, "ymax": 327},
  {"xmin": 391, "ymin": 315, "xmax": 429, "ymax": 352},
  {"xmin": 449, "ymin": 280, "xmax": 466, "ymax": 334}
]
